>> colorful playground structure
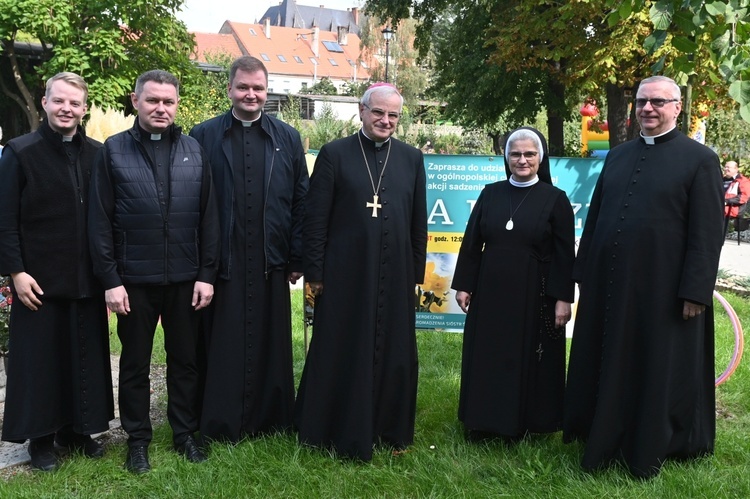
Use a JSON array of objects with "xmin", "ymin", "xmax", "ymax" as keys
[{"xmin": 580, "ymin": 101, "xmax": 609, "ymax": 158}]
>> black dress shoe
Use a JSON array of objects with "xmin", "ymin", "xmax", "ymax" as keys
[
  {"xmin": 124, "ymin": 445, "xmax": 150, "ymax": 474},
  {"xmin": 55, "ymin": 433, "xmax": 105, "ymax": 458},
  {"xmin": 28, "ymin": 437, "xmax": 58, "ymax": 472},
  {"xmin": 174, "ymin": 435, "xmax": 207, "ymax": 463}
]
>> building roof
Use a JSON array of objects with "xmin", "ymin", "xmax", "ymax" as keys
[
  {"xmin": 261, "ymin": 0, "xmax": 361, "ymax": 35},
  {"xmin": 191, "ymin": 32, "xmax": 244, "ymax": 63},
  {"xmin": 191, "ymin": 21, "xmax": 374, "ymax": 82}
]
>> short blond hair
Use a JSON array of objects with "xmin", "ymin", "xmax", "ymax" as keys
[{"xmin": 46, "ymin": 72, "xmax": 88, "ymax": 102}]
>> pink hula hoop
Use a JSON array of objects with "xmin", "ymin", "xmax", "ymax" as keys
[{"xmin": 714, "ymin": 290, "xmax": 745, "ymax": 387}]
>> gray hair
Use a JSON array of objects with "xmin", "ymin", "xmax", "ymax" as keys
[
  {"xmin": 639, "ymin": 76, "xmax": 681, "ymax": 99},
  {"xmin": 360, "ymin": 84, "xmax": 404, "ymax": 111},
  {"xmin": 505, "ymin": 129, "xmax": 544, "ymax": 163}
]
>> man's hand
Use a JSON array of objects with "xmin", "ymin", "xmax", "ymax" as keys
[
  {"xmin": 455, "ymin": 290, "xmax": 471, "ymax": 313},
  {"xmin": 192, "ymin": 281, "xmax": 214, "ymax": 310},
  {"xmin": 288, "ymin": 272, "xmax": 303, "ymax": 285},
  {"xmin": 308, "ymin": 281, "xmax": 324, "ymax": 296},
  {"xmin": 683, "ymin": 300, "xmax": 706, "ymax": 320},
  {"xmin": 106, "ymin": 285, "xmax": 130, "ymax": 315},
  {"xmin": 555, "ymin": 300, "xmax": 572, "ymax": 328},
  {"xmin": 10, "ymin": 272, "xmax": 43, "ymax": 311}
]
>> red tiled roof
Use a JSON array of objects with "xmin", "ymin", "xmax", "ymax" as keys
[
  {"xmin": 192, "ymin": 21, "xmax": 376, "ymax": 82},
  {"xmin": 190, "ymin": 32, "xmax": 244, "ymax": 62}
]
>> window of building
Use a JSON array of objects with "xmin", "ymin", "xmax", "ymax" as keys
[
  {"xmin": 277, "ymin": 55, "xmax": 287, "ymax": 62},
  {"xmin": 249, "ymin": 28, "xmax": 257, "ymax": 36},
  {"xmin": 309, "ymin": 57, "xmax": 318, "ymax": 65},
  {"xmin": 361, "ymin": 61, "xmax": 369, "ymax": 69},
  {"xmin": 329, "ymin": 58, "xmax": 338, "ymax": 66},
  {"xmin": 261, "ymin": 53, "xmax": 271, "ymax": 61},
  {"xmin": 294, "ymin": 56, "xmax": 303, "ymax": 63}
]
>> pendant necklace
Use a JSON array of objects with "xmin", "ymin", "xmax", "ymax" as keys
[
  {"xmin": 506, "ymin": 183, "xmax": 536, "ymax": 230},
  {"xmin": 358, "ymin": 133, "xmax": 392, "ymax": 217}
]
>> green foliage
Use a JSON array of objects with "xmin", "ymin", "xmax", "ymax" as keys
[
  {"xmin": 609, "ymin": 0, "xmax": 750, "ymax": 120},
  {"xmin": 706, "ymin": 106, "xmax": 750, "ymax": 164},
  {"xmin": 0, "ymin": 0, "xmax": 199, "ymax": 132},
  {"xmin": 303, "ymin": 103, "xmax": 358, "ymax": 150},
  {"xmin": 341, "ymin": 80, "xmax": 371, "ymax": 97},
  {"xmin": 299, "ymin": 77, "xmax": 338, "ymax": 95},
  {"xmin": 276, "ymin": 95, "xmax": 304, "ymax": 133},
  {"xmin": 176, "ymin": 52, "xmax": 231, "ymax": 133}
]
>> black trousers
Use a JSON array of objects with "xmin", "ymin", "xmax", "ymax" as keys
[{"xmin": 117, "ymin": 282, "xmax": 203, "ymax": 447}]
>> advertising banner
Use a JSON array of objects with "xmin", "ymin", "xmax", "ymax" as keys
[{"xmin": 417, "ymin": 155, "xmax": 604, "ymax": 330}]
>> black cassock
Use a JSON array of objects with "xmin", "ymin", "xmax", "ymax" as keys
[
  {"xmin": 294, "ymin": 131, "xmax": 427, "ymax": 461},
  {"xmin": 452, "ymin": 181, "xmax": 574, "ymax": 437},
  {"xmin": 563, "ymin": 128, "xmax": 724, "ymax": 478},
  {"xmin": 201, "ymin": 122, "xmax": 295, "ymax": 441}
]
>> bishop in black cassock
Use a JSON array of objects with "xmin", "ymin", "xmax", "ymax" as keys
[
  {"xmin": 563, "ymin": 76, "xmax": 724, "ymax": 478},
  {"xmin": 294, "ymin": 84, "xmax": 427, "ymax": 461}
]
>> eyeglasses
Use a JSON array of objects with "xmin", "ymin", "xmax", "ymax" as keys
[
  {"xmin": 363, "ymin": 104, "xmax": 400, "ymax": 121},
  {"xmin": 509, "ymin": 151, "xmax": 538, "ymax": 160},
  {"xmin": 634, "ymin": 98, "xmax": 680, "ymax": 108}
]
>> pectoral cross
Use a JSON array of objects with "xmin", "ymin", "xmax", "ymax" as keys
[
  {"xmin": 536, "ymin": 342, "xmax": 544, "ymax": 361},
  {"xmin": 366, "ymin": 194, "xmax": 382, "ymax": 218}
]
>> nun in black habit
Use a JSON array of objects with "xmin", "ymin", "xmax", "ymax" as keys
[{"xmin": 452, "ymin": 127, "xmax": 575, "ymax": 440}]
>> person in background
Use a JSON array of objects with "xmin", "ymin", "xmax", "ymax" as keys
[
  {"xmin": 88, "ymin": 69, "xmax": 219, "ymax": 473},
  {"xmin": 722, "ymin": 160, "xmax": 750, "ymax": 220},
  {"xmin": 189, "ymin": 55, "xmax": 308, "ymax": 443},
  {"xmin": 0, "ymin": 72, "xmax": 114, "ymax": 471},
  {"xmin": 452, "ymin": 127, "xmax": 574, "ymax": 443},
  {"xmin": 563, "ymin": 75, "xmax": 724, "ymax": 478},
  {"xmin": 294, "ymin": 83, "xmax": 427, "ymax": 461}
]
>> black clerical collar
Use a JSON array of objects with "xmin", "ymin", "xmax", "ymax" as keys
[{"xmin": 359, "ymin": 129, "xmax": 390, "ymax": 149}]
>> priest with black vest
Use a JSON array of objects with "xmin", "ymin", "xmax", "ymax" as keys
[
  {"xmin": 89, "ymin": 70, "xmax": 219, "ymax": 473},
  {"xmin": 0, "ymin": 72, "xmax": 114, "ymax": 471},
  {"xmin": 294, "ymin": 83, "xmax": 427, "ymax": 461}
]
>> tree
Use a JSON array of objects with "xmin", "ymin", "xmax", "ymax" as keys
[
  {"xmin": 0, "ymin": 0, "xmax": 197, "ymax": 133},
  {"xmin": 358, "ymin": 15, "xmax": 427, "ymax": 110},
  {"xmin": 366, "ymin": 0, "xmax": 736, "ymax": 151},
  {"xmin": 176, "ymin": 51, "xmax": 231, "ymax": 133},
  {"xmin": 608, "ymin": 0, "xmax": 750, "ymax": 122},
  {"xmin": 299, "ymin": 77, "xmax": 338, "ymax": 95}
]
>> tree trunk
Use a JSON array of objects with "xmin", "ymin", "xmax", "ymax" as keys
[
  {"xmin": 1, "ymin": 37, "xmax": 40, "ymax": 132},
  {"xmin": 546, "ymin": 78, "xmax": 565, "ymax": 156},
  {"xmin": 606, "ymin": 82, "xmax": 629, "ymax": 149}
]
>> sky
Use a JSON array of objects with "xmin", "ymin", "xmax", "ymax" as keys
[{"xmin": 177, "ymin": 0, "xmax": 365, "ymax": 33}]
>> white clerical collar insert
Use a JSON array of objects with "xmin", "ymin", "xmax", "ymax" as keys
[
  {"xmin": 151, "ymin": 134, "xmax": 162, "ymax": 141},
  {"xmin": 641, "ymin": 126, "xmax": 675, "ymax": 145},
  {"xmin": 62, "ymin": 136, "xmax": 73, "ymax": 142},
  {"xmin": 360, "ymin": 129, "xmax": 390, "ymax": 148},
  {"xmin": 233, "ymin": 109, "xmax": 261, "ymax": 127}
]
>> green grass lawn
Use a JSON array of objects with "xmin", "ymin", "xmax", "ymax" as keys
[{"xmin": 3, "ymin": 291, "xmax": 749, "ymax": 497}]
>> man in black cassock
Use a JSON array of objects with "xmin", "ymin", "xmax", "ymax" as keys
[
  {"xmin": 0, "ymin": 73, "xmax": 114, "ymax": 471},
  {"xmin": 189, "ymin": 56, "xmax": 308, "ymax": 442},
  {"xmin": 563, "ymin": 76, "xmax": 724, "ymax": 478},
  {"xmin": 294, "ymin": 83, "xmax": 427, "ymax": 461}
]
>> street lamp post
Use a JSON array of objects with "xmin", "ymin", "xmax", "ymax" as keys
[{"xmin": 381, "ymin": 27, "xmax": 395, "ymax": 83}]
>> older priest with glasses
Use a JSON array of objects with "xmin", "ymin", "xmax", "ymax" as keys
[
  {"xmin": 294, "ymin": 83, "xmax": 428, "ymax": 461},
  {"xmin": 563, "ymin": 76, "xmax": 724, "ymax": 478}
]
